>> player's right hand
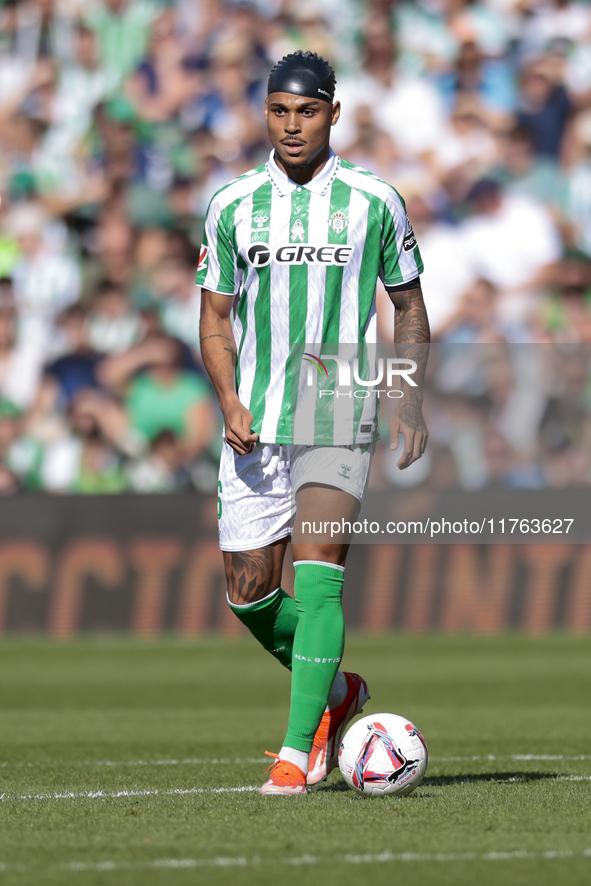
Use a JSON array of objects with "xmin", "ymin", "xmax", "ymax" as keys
[{"xmin": 223, "ymin": 402, "xmax": 259, "ymax": 454}]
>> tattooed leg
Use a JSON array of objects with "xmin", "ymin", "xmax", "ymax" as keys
[
  {"xmin": 224, "ymin": 539, "xmax": 297, "ymax": 671},
  {"xmin": 223, "ymin": 539, "xmax": 287, "ymax": 605}
]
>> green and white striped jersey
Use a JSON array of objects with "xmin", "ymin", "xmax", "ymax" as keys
[{"xmin": 197, "ymin": 149, "xmax": 423, "ymax": 445}]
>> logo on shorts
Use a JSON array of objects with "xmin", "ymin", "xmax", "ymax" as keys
[
  {"xmin": 329, "ymin": 210, "xmax": 348, "ymax": 234},
  {"xmin": 338, "ymin": 463, "xmax": 352, "ymax": 480}
]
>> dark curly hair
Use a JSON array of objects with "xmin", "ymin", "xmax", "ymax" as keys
[{"xmin": 267, "ymin": 50, "xmax": 336, "ymax": 101}]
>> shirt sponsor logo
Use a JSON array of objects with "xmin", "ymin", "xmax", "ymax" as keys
[
  {"xmin": 247, "ymin": 243, "xmax": 354, "ymax": 267},
  {"xmin": 197, "ymin": 245, "xmax": 208, "ymax": 271},
  {"xmin": 403, "ymin": 216, "xmax": 416, "ymax": 252}
]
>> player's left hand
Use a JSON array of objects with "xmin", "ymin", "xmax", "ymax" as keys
[{"xmin": 389, "ymin": 401, "xmax": 428, "ymax": 469}]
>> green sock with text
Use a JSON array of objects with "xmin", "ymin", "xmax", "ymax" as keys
[
  {"xmin": 228, "ymin": 587, "xmax": 298, "ymax": 670},
  {"xmin": 283, "ymin": 561, "xmax": 345, "ymax": 752}
]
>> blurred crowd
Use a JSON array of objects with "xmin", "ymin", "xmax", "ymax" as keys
[
  {"xmin": 1, "ymin": 0, "xmax": 591, "ymax": 494},
  {"xmin": 374, "ymin": 341, "xmax": 591, "ymax": 491}
]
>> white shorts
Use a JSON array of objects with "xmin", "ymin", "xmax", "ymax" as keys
[{"xmin": 217, "ymin": 441, "xmax": 374, "ymax": 551}]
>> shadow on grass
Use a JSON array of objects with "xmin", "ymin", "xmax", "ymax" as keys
[{"xmin": 315, "ymin": 771, "xmax": 562, "ymax": 793}]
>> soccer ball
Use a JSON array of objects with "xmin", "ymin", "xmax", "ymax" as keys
[{"xmin": 338, "ymin": 712, "xmax": 428, "ymax": 797}]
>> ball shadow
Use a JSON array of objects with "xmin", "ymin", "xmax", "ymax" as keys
[{"xmin": 314, "ymin": 770, "xmax": 562, "ymax": 794}]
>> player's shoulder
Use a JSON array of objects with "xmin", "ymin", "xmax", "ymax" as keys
[
  {"xmin": 337, "ymin": 159, "xmax": 406, "ymax": 209},
  {"xmin": 207, "ymin": 163, "xmax": 268, "ymax": 214}
]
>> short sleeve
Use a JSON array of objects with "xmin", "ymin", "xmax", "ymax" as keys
[
  {"xmin": 380, "ymin": 190, "xmax": 424, "ymax": 287},
  {"xmin": 196, "ymin": 199, "xmax": 241, "ymax": 295}
]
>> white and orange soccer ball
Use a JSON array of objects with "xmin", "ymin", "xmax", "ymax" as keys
[{"xmin": 338, "ymin": 713, "xmax": 428, "ymax": 797}]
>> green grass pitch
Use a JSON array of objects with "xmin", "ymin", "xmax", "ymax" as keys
[{"xmin": 0, "ymin": 634, "xmax": 590, "ymax": 886}]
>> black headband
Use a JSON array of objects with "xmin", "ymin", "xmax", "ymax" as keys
[{"xmin": 268, "ymin": 51, "xmax": 336, "ymax": 104}]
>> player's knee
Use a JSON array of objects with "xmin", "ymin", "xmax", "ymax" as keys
[
  {"xmin": 223, "ymin": 550, "xmax": 279, "ymax": 606},
  {"xmin": 293, "ymin": 543, "xmax": 347, "ymax": 566},
  {"xmin": 226, "ymin": 581, "xmax": 275, "ymax": 606}
]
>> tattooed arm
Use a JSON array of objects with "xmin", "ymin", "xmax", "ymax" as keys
[
  {"xmin": 387, "ymin": 281, "xmax": 430, "ymax": 469},
  {"xmin": 200, "ymin": 290, "xmax": 258, "ymax": 455}
]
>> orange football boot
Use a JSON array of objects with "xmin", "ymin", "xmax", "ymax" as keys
[
  {"xmin": 260, "ymin": 751, "xmax": 307, "ymax": 796},
  {"xmin": 307, "ymin": 672, "xmax": 370, "ymax": 786}
]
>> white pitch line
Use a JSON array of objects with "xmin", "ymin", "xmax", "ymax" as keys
[
  {"xmin": 430, "ymin": 776, "xmax": 591, "ymax": 784},
  {"xmin": 1, "ymin": 786, "xmax": 259, "ymax": 802},
  {"xmin": 512, "ymin": 755, "xmax": 589, "ymax": 761},
  {"xmin": 2, "ymin": 774, "xmax": 590, "ymax": 803},
  {"xmin": 0, "ymin": 848, "xmax": 589, "ymax": 873},
  {"xmin": 95, "ymin": 757, "xmax": 266, "ymax": 767},
  {"xmin": 2, "ymin": 754, "xmax": 589, "ymax": 769},
  {"xmin": 94, "ymin": 754, "xmax": 590, "ymax": 767},
  {"xmin": 430, "ymin": 755, "xmax": 591, "ymax": 762},
  {"xmin": 0, "ymin": 758, "xmax": 266, "ymax": 770}
]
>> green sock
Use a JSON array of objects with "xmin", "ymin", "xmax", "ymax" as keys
[
  {"xmin": 227, "ymin": 587, "xmax": 298, "ymax": 670},
  {"xmin": 283, "ymin": 561, "xmax": 345, "ymax": 752}
]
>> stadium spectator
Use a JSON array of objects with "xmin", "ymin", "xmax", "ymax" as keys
[
  {"xmin": 434, "ymin": 39, "xmax": 517, "ymax": 119},
  {"xmin": 387, "ymin": 182, "xmax": 475, "ymax": 338},
  {"xmin": 85, "ymin": 0, "xmax": 159, "ymax": 89},
  {"xmin": 98, "ymin": 334, "xmax": 216, "ymax": 459},
  {"xmin": 50, "ymin": 22, "xmax": 117, "ymax": 145},
  {"xmin": 44, "ymin": 304, "xmax": 104, "ymax": 408},
  {"xmin": 436, "ymin": 278, "xmax": 506, "ymax": 343},
  {"xmin": 152, "ymin": 258, "xmax": 201, "ymax": 355},
  {"xmin": 124, "ymin": 9, "xmax": 202, "ymax": 124},
  {"xmin": 460, "ymin": 178, "xmax": 562, "ymax": 330},
  {"xmin": 331, "ymin": 15, "xmax": 448, "ymax": 157},
  {"xmin": 0, "ymin": 397, "xmax": 43, "ymax": 491},
  {"xmin": 536, "ymin": 252, "xmax": 591, "ymax": 342},
  {"xmin": 0, "ymin": 304, "xmax": 46, "ymax": 409},
  {"xmin": 516, "ymin": 57, "xmax": 572, "ymax": 160},
  {"xmin": 126, "ymin": 427, "xmax": 193, "ymax": 492},
  {"xmin": 87, "ymin": 281, "xmax": 142, "ymax": 354},
  {"xmin": 8, "ymin": 201, "xmax": 80, "ymax": 331},
  {"xmin": 492, "ymin": 123, "xmax": 567, "ymax": 209},
  {"xmin": 41, "ymin": 388, "xmax": 128, "ymax": 493},
  {"xmin": 565, "ymin": 110, "xmax": 591, "ymax": 257}
]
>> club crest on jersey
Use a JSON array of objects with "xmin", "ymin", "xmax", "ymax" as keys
[
  {"xmin": 197, "ymin": 246, "xmax": 208, "ymax": 271},
  {"xmin": 329, "ymin": 210, "xmax": 348, "ymax": 233},
  {"xmin": 291, "ymin": 219, "xmax": 305, "ymax": 242},
  {"xmin": 253, "ymin": 215, "xmax": 268, "ymax": 229},
  {"xmin": 403, "ymin": 216, "xmax": 417, "ymax": 252}
]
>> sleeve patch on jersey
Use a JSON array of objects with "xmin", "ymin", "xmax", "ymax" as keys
[
  {"xmin": 403, "ymin": 216, "xmax": 417, "ymax": 252},
  {"xmin": 198, "ymin": 246, "xmax": 208, "ymax": 271}
]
